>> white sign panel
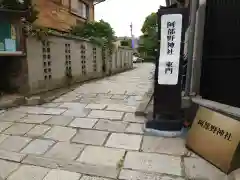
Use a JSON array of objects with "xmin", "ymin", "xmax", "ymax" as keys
[{"xmin": 158, "ymin": 14, "xmax": 183, "ymax": 85}]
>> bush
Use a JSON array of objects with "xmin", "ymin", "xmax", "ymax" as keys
[{"xmin": 71, "ymin": 20, "xmax": 116, "ymax": 52}]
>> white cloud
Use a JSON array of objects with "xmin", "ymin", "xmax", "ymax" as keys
[{"xmin": 95, "ymin": 0, "xmax": 166, "ymax": 37}]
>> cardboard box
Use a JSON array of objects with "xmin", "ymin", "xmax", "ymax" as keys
[{"xmin": 186, "ymin": 106, "xmax": 240, "ymax": 174}]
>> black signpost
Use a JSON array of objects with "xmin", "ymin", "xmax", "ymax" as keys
[{"xmin": 146, "ymin": 7, "xmax": 188, "ymax": 135}]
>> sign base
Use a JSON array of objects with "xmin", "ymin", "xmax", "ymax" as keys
[
  {"xmin": 146, "ymin": 115, "xmax": 183, "ymax": 132},
  {"xmin": 144, "ymin": 125, "xmax": 184, "ymax": 137}
]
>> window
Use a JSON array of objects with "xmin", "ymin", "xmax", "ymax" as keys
[
  {"xmin": 79, "ymin": 1, "xmax": 88, "ymax": 19},
  {"xmin": 71, "ymin": 0, "xmax": 89, "ymax": 19}
]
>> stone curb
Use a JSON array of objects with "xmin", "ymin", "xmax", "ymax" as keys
[
  {"xmin": 0, "ymin": 96, "xmax": 25, "ymax": 110},
  {"xmin": 135, "ymin": 87, "xmax": 153, "ymax": 117}
]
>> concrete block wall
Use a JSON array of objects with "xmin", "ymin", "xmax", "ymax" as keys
[
  {"xmin": 118, "ymin": 47, "xmax": 133, "ymax": 70},
  {"xmin": 26, "ymin": 35, "xmax": 133, "ymax": 94}
]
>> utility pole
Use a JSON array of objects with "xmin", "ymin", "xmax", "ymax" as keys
[
  {"xmin": 130, "ymin": 22, "xmax": 134, "ymax": 49},
  {"xmin": 130, "ymin": 22, "xmax": 133, "ymax": 37}
]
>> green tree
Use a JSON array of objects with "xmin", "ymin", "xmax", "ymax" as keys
[
  {"xmin": 71, "ymin": 20, "xmax": 116, "ymax": 50},
  {"xmin": 139, "ymin": 12, "xmax": 158, "ymax": 58}
]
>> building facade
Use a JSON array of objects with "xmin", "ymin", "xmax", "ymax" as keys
[{"xmin": 33, "ymin": 0, "xmax": 103, "ymax": 32}]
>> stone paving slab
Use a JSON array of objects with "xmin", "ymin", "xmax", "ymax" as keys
[
  {"xmin": 23, "ymin": 155, "xmax": 119, "ymax": 179},
  {"xmin": 94, "ymin": 98, "xmax": 125, "ymax": 105},
  {"xmin": 0, "ymin": 134, "xmax": 8, "ymax": 144},
  {"xmin": 141, "ymin": 136, "xmax": 186, "ymax": 156},
  {"xmin": 111, "ymin": 94, "xmax": 128, "ymax": 100},
  {"xmin": 119, "ymin": 169, "xmax": 184, "ymax": 180},
  {"xmin": 125, "ymin": 123, "xmax": 144, "ymax": 134},
  {"xmin": 128, "ymin": 95, "xmax": 143, "ymax": 101},
  {"xmin": 0, "ymin": 159, "xmax": 19, "ymax": 179},
  {"xmin": 0, "ymin": 111, "xmax": 26, "ymax": 122},
  {"xmin": 59, "ymin": 103, "xmax": 87, "ymax": 109},
  {"xmin": 42, "ymin": 108, "xmax": 67, "ymax": 115},
  {"xmin": 0, "ymin": 149, "xmax": 26, "ymax": 162},
  {"xmin": 80, "ymin": 176, "xmax": 111, "ymax": 180},
  {"xmin": 124, "ymin": 152, "xmax": 182, "ymax": 176},
  {"xmin": 78, "ymin": 146, "xmax": 125, "ymax": 167},
  {"xmin": 0, "ymin": 122, "xmax": 13, "ymax": 133},
  {"xmin": 63, "ymin": 109, "xmax": 91, "ymax": 118},
  {"xmin": 123, "ymin": 113, "xmax": 146, "ymax": 123},
  {"xmin": 43, "ymin": 169, "xmax": 81, "ymax": 180},
  {"xmin": 231, "ymin": 169, "xmax": 240, "ymax": 180},
  {"xmin": 19, "ymin": 114, "xmax": 52, "ymax": 124},
  {"xmin": 45, "ymin": 116, "xmax": 74, "ymax": 126},
  {"xmin": 14, "ymin": 106, "xmax": 47, "ymax": 115},
  {"xmin": 94, "ymin": 119, "xmax": 128, "ymax": 132},
  {"xmin": 74, "ymin": 87, "xmax": 109, "ymax": 94},
  {"xmin": 7, "ymin": 165, "xmax": 50, "ymax": 180},
  {"xmin": 3, "ymin": 123, "xmax": 35, "ymax": 136},
  {"xmin": 184, "ymin": 157, "xmax": 228, "ymax": 180},
  {"xmin": 88, "ymin": 110, "xmax": 124, "ymax": 120},
  {"xmin": 0, "ymin": 136, "xmax": 32, "ymax": 152},
  {"xmin": 45, "ymin": 142, "xmax": 84, "ymax": 160},
  {"xmin": 21, "ymin": 139, "xmax": 55, "ymax": 155},
  {"xmin": 41, "ymin": 103, "xmax": 61, "ymax": 108},
  {"xmin": 108, "ymin": 89, "xmax": 126, "ymax": 95},
  {"xmin": 105, "ymin": 133, "xmax": 142, "ymax": 150},
  {"xmin": 44, "ymin": 126, "xmax": 76, "ymax": 141},
  {"xmin": 85, "ymin": 103, "xmax": 107, "ymax": 110},
  {"xmin": 26, "ymin": 125, "xmax": 51, "ymax": 137},
  {"xmin": 22, "ymin": 154, "xmax": 67, "ymax": 169},
  {"xmin": 69, "ymin": 118, "xmax": 98, "ymax": 129},
  {"xmin": 79, "ymin": 93, "xmax": 98, "ymax": 98},
  {"xmin": 96, "ymin": 94, "xmax": 112, "ymax": 99},
  {"xmin": 106, "ymin": 104, "xmax": 136, "ymax": 112},
  {"xmin": 72, "ymin": 129, "xmax": 109, "ymax": 146},
  {"xmin": 53, "ymin": 96, "xmax": 81, "ymax": 103}
]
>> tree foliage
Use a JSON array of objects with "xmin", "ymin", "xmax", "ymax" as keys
[
  {"xmin": 71, "ymin": 20, "xmax": 116, "ymax": 50},
  {"xmin": 141, "ymin": 13, "xmax": 157, "ymax": 35},
  {"xmin": 139, "ymin": 12, "xmax": 158, "ymax": 58}
]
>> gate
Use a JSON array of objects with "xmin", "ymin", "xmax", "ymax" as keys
[{"xmin": 200, "ymin": 0, "xmax": 240, "ymax": 108}]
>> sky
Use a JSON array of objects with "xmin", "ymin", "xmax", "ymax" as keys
[{"xmin": 95, "ymin": 0, "xmax": 166, "ymax": 38}]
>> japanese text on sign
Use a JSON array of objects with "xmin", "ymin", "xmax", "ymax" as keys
[
  {"xmin": 164, "ymin": 21, "xmax": 176, "ymax": 75},
  {"xmin": 198, "ymin": 119, "xmax": 232, "ymax": 141},
  {"xmin": 158, "ymin": 14, "xmax": 182, "ymax": 85},
  {"xmin": 167, "ymin": 21, "xmax": 176, "ymax": 55}
]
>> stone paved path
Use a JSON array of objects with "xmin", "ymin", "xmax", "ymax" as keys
[{"xmin": 0, "ymin": 63, "xmax": 238, "ymax": 180}]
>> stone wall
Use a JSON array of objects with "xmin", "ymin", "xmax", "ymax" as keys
[{"xmin": 26, "ymin": 35, "xmax": 133, "ymax": 94}]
